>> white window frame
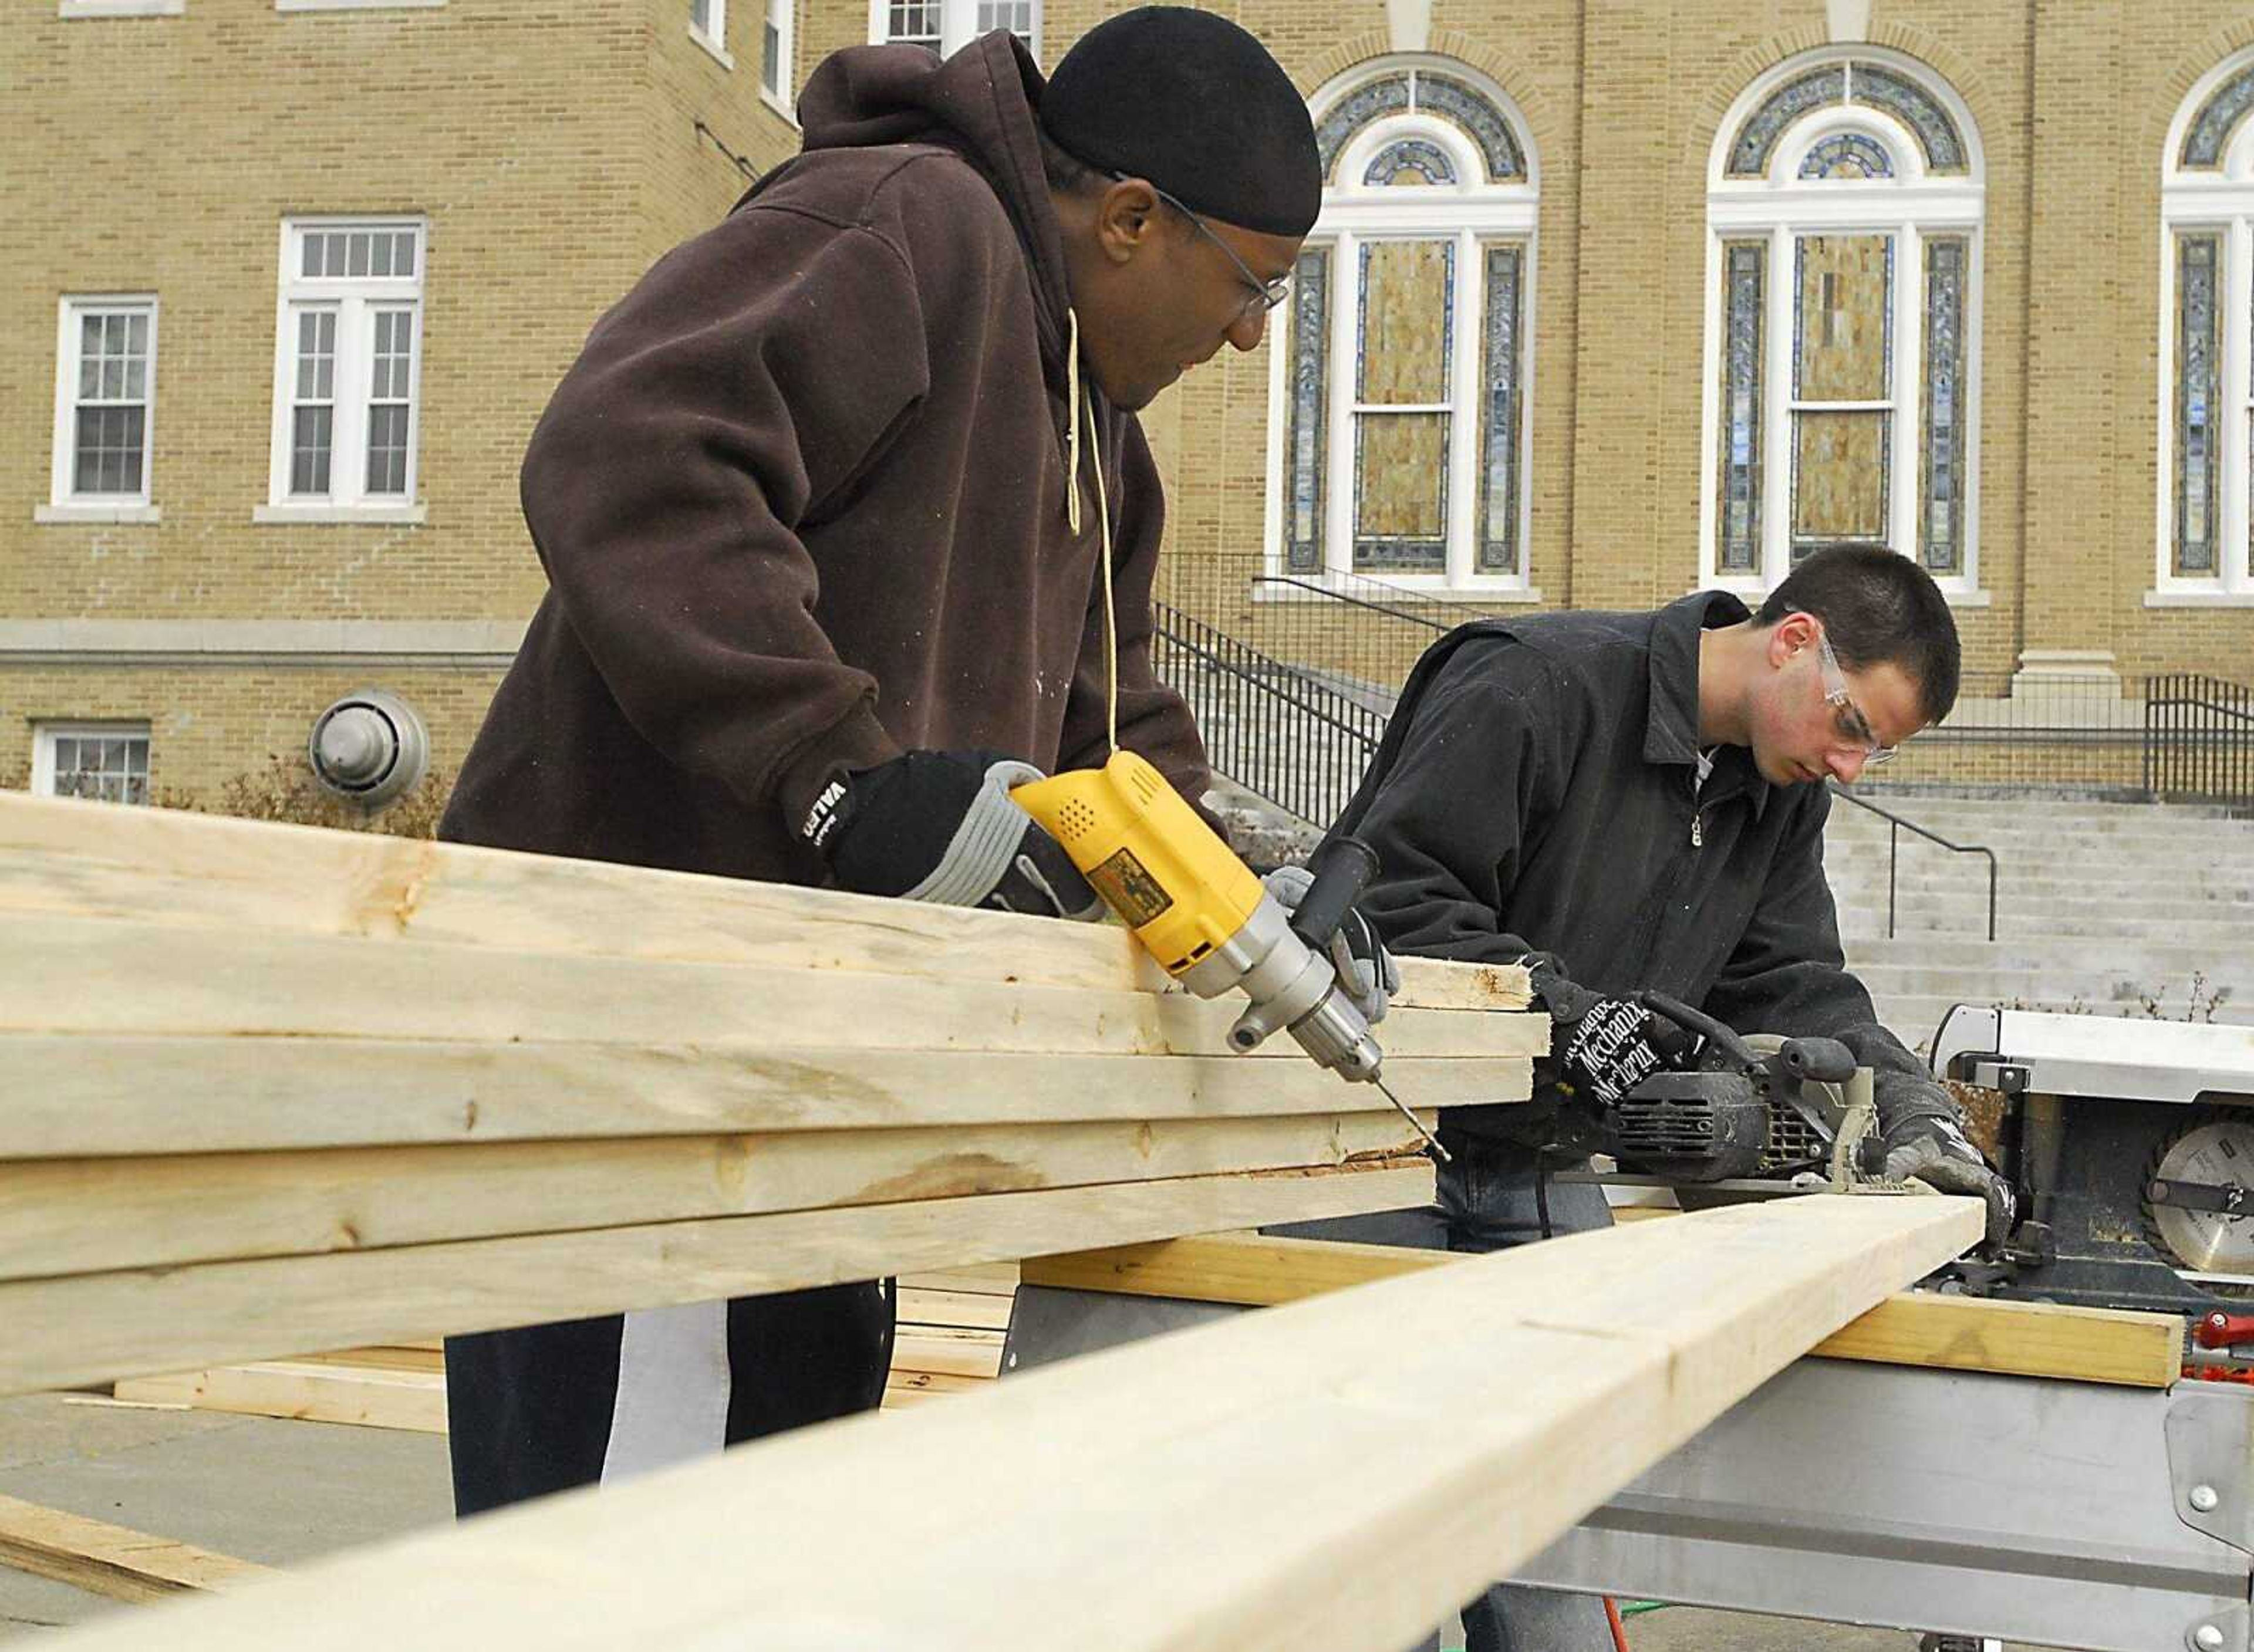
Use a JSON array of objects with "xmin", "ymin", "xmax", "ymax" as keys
[
  {"xmin": 868, "ymin": 0, "xmax": 1038, "ymax": 60},
  {"xmin": 690, "ymin": 0, "xmax": 733, "ymax": 68},
  {"xmin": 59, "ymin": 1, "xmax": 184, "ymax": 16},
  {"xmin": 760, "ymin": 0, "xmax": 794, "ymax": 111},
  {"xmin": 1261, "ymin": 63, "xmax": 1541, "ymax": 599},
  {"xmin": 42, "ymin": 295, "xmax": 160, "ymax": 524},
  {"xmin": 259, "ymin": 218, "xmax": 427, "ymax": 525},
  {"xmin": 2154, "ymin": 52, "xmax": 2254, "ymax": 607},
  {"xmin": 1700, "ymin": 50, "xmax": 1988, "ymax": 604},
  {"xmin": 31, "ymin": 721, "xmax": 151, "ymax": 806}
]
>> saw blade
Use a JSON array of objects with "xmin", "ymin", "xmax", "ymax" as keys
[{"xmin": 2144, "ymin": 1111, "xmax": 2254, "ymax": 1283}]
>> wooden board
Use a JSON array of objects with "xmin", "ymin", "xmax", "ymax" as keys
[
  {"xmin": 0, "ymin": 1495, "xmax": 269, "ymax": 1604},
  {"xmin": 0, "ymin": 1113, "xmax": 1428, "ymax": 1281},
  {"xmin": 0, "ymin": 1164, "xmax": 1432, "ymax": 1396},
  {"xmin": 0, "ymin": 1038, "xmax": 1528, "ymax": 1158},
  {"xmin": 113, "ymin": 1363, "xmax": 447, "ymax": 1435},
  {"xmin": 0, "ymin": 794, "xmax": 1531, "ymax": 1015},
  {"xmin": 1024, "ymin": 1229, "xmax": 2186, "ymax": 1388},
  {"xmin": 48, "ymin": 1197, "xmax": 1980, "ymax": 1652}
]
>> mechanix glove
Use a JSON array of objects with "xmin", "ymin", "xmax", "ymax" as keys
[
  {"xmin": 1523, "ymin": 954, "xmax": 1698, "ymax": 1109},
  {"xmin": 1874, "ymin": 1112, "xmax": 2019, "ymax": 1251},
  {"xmin": 801, "ymin": 750, "xmax": 1104, "ymax": 921}
]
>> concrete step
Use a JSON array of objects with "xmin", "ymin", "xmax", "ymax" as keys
[
  {"xmin": 1840, "ymin": 936, "xmax": 2254, "ymax": 972},
  {"xmin": 1858, "ymin": 993, "xmax": 2254, "ymax": 1055},
  {"xmin": 1847, "ymin": 961, "xmax": 2252, "ymax": 1012}
]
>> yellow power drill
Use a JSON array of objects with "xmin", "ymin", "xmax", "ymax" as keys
[{"xmin": 1013, "ymin": 750, "xmax": 1443, "ymax": 1158}]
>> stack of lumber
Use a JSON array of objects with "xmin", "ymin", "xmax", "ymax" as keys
[
  {"xmin": 52, "ymin": 1195, "xmax": 1987, "ymax": 1652},
  {"xmin": 0, "ymin": 792, "xmax": 1543, "ymax": 1396}
]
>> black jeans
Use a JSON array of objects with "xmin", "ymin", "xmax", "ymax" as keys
[{"xmin": 1272, "ymin": 1133, "xmax": 1617, "ymax": 1652}]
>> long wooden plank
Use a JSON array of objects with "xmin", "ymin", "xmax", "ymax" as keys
[
  {"xmin": 0, "ymin": 1113, "xmax": 1425, "ymax": 1281},
  {"xmin": 1024, "ymin": 1231, "xmax": 2185, "ymax": 1388},
  {"xmin": 0, "ymin": 1495, "xmax": 269, "ymax": 1604},
  {"xmin": 0, "ymin": 1036, "xmax": 1530, "ymax": 1158},
  {"xmin": 0, "ymin": 1163, "xmax": 1432, "ymax": 1395},
  {"xmin": 0, "ymin": 917, "xmax": 1541, "ymax": 1063},
  {"xmin": 0, "ymin": 793, "xmax": 1529, "ymax": 1014},
  {"xmin": 113, "ymin": 1363, "xmax": 448, "ymax": 1435},
  {"xmin": 49, "ymin": 1197, "xmax": 1980, "ymax": 1652}
]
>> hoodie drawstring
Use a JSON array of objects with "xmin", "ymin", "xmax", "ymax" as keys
[{"xmin": 1065, "ymin": 308, "xmax": 1118, "ymax": 757}]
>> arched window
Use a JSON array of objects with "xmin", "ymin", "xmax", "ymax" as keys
[
  {"xmin": 1702, "ymin": 51, "xmax": 1983, "ymax": 596},
  {"xmin": 1267, "ymin": 60, "xmax": 1537, "ymax": 592},
  {"xmin": 2158, "ymin": 52, "xmax": 2254, "ymax": 599}
]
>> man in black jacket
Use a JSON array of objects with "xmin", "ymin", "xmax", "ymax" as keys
[{"xmin": 1324, "ymin": 545, "xmax": 2009, "ymax": 1651}]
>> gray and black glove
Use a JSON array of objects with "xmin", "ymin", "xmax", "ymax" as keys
[
  {"xmin": 1874, "ymin": 1112, "xmax": 2018, "ymax": 1250},
  {"xmin": 801, "ymin": 750, "xmax": 1103, "ymax": 920},
  {"xmin": 1261, "ymin": 864, "xmax": 1399, "ymax": 1026},
  {"xmin": 1524, "ymin": 954, "xmax": 1698, "ymax": 1108}
]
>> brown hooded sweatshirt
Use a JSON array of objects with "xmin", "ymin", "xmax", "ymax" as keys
[{"xmin": 441, "ymin": 33, "xmax": 1210, "ymax": 883}]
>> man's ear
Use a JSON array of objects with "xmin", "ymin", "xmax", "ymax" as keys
[
  {"xmin": 1764, "ymin": 610, "xmax": 1818, "ymax": 668},
  {"xmin": 1094, "ymin": 177, "xmax": 1160, "ymax": 268}
]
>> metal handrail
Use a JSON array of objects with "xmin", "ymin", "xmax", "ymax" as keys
[
  {"xmin": 1826, "ymin": 781, "xmax": 1999, "ymax": 942},
  {"xmin": 1249, "ymin": 575, "xmax": 1455, "ymax": 631}
]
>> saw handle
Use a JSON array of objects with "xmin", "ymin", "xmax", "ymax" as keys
[
  {"xmin": 1776, "ymin": 1037, "xmax": 1857, "ymax": 1085},
  {"xmin": 2196, "ymin": 1311, "xmax": 2254, "ymax": 1350},
  {"xmin": 1289, "ymin": 836, "xmax": 1378, "ymax": 951}
]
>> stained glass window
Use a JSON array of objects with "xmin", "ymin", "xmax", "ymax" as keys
[
  {"xmin": 1791, "ymin": 234, "xmax": 1894, "ymax": 561},
  {"xmin": 2182, "ymin": 63, "xmax": 2254, "ymax": 170},
  {"xmin": 1920, "ymin": 238, "xmax": 1968, "ymax": 575},
  {"xmin": 1717, "ymin": 242, "xmax": 1764, "ymax": 572},
  {"xmin": 1726, "ymin": 60, "xmax": 1965, "ymax": 178},
  {"xmin": 1288, "ymin": 65, "xmax": 1533, "ymax": 587},
  {"xmin": 1712, "ymin": 54, "xmax": 1982, "ymax": 587},
  {"xmin": 1365, "ymin": 140, "xmax": 1456, "ymax": 188},
  {"xmin": 1282, "ymin": 247, "xmax": 1330, "ymax": 575},
  {"xmin": 1800, "ymin": 133, "xmax": 1894, "ymax": 180},
  {"xmin": 2176, "ymin": 232, "xmax": 2222, "ymax": 576},
  {"xmin": 1479, "ymin": 244, "xmax": 1523, "ymax": 574},
  {"xmin": 1353, "ymin": 239, "xmax": 1453, "ymax": 572}
]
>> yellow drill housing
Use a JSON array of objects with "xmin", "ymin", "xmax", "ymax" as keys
[{"xmin": 1011, "ymin": 749, "xmax": 1265, "ymax": 977}]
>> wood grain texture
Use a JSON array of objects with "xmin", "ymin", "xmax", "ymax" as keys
[
  {"xmin": 0, "ymin": 792, "xmax": 1530, "ymax": 1014},
  {"xmin": 1025, "ymin": 1230, "xmax": 2184, "ymax": 1388},
  {"xmin": 0, "ymin": 1038, "xmax": 1529, "ymax": 1159},
  {"xmin": 48, "ymin": 1197, "xmax": 1980, "ymax": 1652},
  {"xmin": 1, "ymin": 1164, "xmax": 1433, "ymax": 1396},
  {"xmin": 0, "ymin": 1495, "xmax": 269, "ymax": 1604}
]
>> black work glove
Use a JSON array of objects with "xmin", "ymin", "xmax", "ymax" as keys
[
  {"xmin": 1260, "ymin": 865, "xmax": 1399, "ymax": 1026},
  {"xmin": 1875, "ymin": 1112, "xmax": 2017, "ymax": 1250},
  {"xmin": 799, "ymin": 750, "xmax": 1104, "ymax": 921},
  {"xmin": 1523, "ymin": 954, "xmax": 1696, "ymax": 1108}
]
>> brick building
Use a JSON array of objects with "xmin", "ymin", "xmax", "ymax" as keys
[{"xmin": 5, "ymin": 0, "xmax": 2252, "ymax": 813}]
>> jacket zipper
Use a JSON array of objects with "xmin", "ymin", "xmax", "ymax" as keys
[{"xmin": 1689, "ymin": 768, "xmax": 1705, "ymax": 849}]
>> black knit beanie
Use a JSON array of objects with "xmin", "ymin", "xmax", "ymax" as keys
[{"xmin": 1038, "ymin": 6, "xmax": 1321, "ymax": 238}]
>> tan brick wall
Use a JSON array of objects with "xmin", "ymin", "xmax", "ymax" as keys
[
  {"xmin": 9, "ymin": 0, "xmax": 2254, "ymax": 831},
  {"xmin": 0, "ymin": 663, "xmax": 500, "ymax": 810}
]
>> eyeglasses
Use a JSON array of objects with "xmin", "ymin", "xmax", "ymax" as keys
[
  {"xmin": 1123, "ymin": 175, "xmax": 1293, "ymax": 319},
  {"xmin": 1817, "ymin": 633, "xmax": 1898, "ymax": 768}
]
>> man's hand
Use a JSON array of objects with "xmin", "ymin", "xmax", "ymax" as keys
[
  {"xmin": 1523, "ymin": 955, "xmax": 1696, "ymax": 1108},
  {"xmin": 1261, "ymin": 864, "xmax": 1398, "ymax": 1026},
  {"xmin": 802, "ymin": 750, "xmax": 1103, "ymax": 920},
  {"xmin": 1876, "ymin": 1113, "xmax": 2017, "ymax": 1249}
]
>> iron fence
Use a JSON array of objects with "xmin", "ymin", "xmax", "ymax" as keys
[
  {"xmin": 2145, "ymin": 675, "xmax": 2254, "ymax": 807},
  {"xmin": 1151, "ymin": 601, "xmax": 1384, "ymax": 828}
]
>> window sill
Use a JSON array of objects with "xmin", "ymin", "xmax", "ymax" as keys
[
  {"xmin": 760, "ymin": 86, "xmax": 798, "ymax": 126},
  {"xmin": 2145, "ymin": 587, "xmax": 2254, "ymax": 607},
  {"xmin": 1941, "ymin": 586, "xmax": 1992, "ymax": 609},
  {"xmin": 252, "ymin": 502, "xmax": 427, "ymax": 525},
  {"xmin": 1254, "ymin": 574, "xmax": 1544, "ymax": 604},
  {"xmin": 59, "ymin": 0, "xmax": 183, "ymax": 15},
  {"xmin": 275, "ymin": 0, "xmax": 446, "ymax": 9},
  {"xmin": 691, "ymin": 26, "xmax": 735, "ymax": 69},
  {"xmin": 35, "ymin": 503, "xmax": 161, "ymax": 524}
]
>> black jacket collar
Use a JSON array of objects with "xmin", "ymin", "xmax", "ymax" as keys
[{"xmin": 1643, "ymin": 589, "xmax": 1773, "ymax": 820}]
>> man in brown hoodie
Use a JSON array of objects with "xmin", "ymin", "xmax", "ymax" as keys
[{"xmin": 441, "ymin": 9, "xmax": 1324, "ymax": 1515}]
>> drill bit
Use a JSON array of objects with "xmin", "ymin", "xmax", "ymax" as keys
[{"xmin": 1374, "ymin": 1073, "xmax": 1450, "ymax": 1163}]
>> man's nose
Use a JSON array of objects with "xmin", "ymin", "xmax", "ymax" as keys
[
  {"xmin": 1226, "ymin": 302, "xmax": 1267, "ymax": 353},
  {"xmin": 1828, "ymin": 747, "xmax": 1867, "ymax": 783}
]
